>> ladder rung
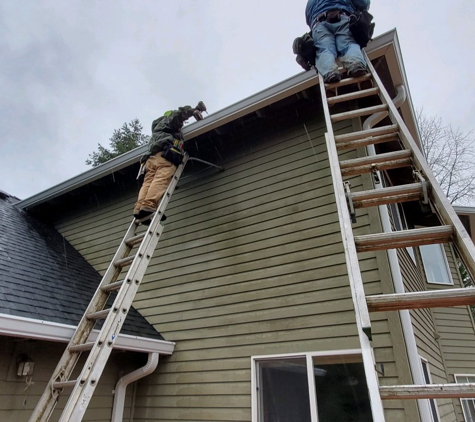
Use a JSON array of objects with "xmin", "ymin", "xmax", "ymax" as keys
[
  {"xmin": 336, "ymin": 132, "xmax": 399, "ymax": 151},
  {"xmin": 69, "ymin": 342, "xmax": 95, "ymax": 353},
  {"xmin": 114, "ymin": 254, "xmax": 136, "ymax": 268},
  {"xmin": 53, "ymin": 380, "xmax": 76, "ymax": 390},
  {"xmin": 101, "ymin": 280, "xmax": 124, "ymax": 293},
  {"xmin": 335, "ymin": 124, "xmax": 399, "ymax": 143},
  {"xmin": 367, "ymin": 288, "xmax": 475, "ymax": 312},
  {"xmin": 380, "ymin": 383, "xmax": 475, "ymax": 400},
  {"xmin": 328, "ymin": 87, "xmax": 380, "ymax": 105},
  {"xmin": 125, "ymin": 233, "xmax": 146, "ymax": 247},
  {"xmin": 325, "ymin": 72, "xmax": 372, "ymax": 89},
  {"xmin": 350, "ymin": 183, "xmax": 424, "ymax": 208},
  {"xmin": 87, "ymin": 308, "xmax": 111, "ymax": 320},
  {"xmin": 355, "ymin": 226, "xmax": 453, "ymax": 252},
  {"xmin": 340, "ymin": 150, "xmax": 412, "ymax": 176},
  {"xmin": 331, "ymin": 104, "xmax": 388, "ymax": 123}
]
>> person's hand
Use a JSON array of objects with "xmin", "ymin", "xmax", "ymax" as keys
[{"xmin": 193, "ymin": 109, "xmax": 203, "ymax": 121}]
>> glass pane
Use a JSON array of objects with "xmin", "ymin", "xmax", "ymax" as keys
[
  {"xmin": 420, "ymin": 244, "xmax": 452, "ymax": 284},
  {"xmin": 259, "ymin": 358, "xmax": 311, "ymax": 422},
  {"xmin": 461, "ymin": 399, "xmax": 475, "ymax": 422},
  {"xmin": 313, "ymin": 362, "xmax": 373, "ymax": 422}
]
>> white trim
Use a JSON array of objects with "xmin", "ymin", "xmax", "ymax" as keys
[
  {"xmin": 0, "ymin": 313, "xmax": 175, "ymax": 354},
  {"xmin": 420, "ymin": 356, "xmax": 441, "ymax": 422}
]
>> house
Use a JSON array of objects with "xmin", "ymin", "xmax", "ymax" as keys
[{"xmin": 2, "ymin": 29, "xmax": 475, "ymax": 422}]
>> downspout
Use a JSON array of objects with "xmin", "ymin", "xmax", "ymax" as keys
[
  {"xmin": 111, "ymin": 352, "xmax": 159, "ymax": 422},
  {"xmin": 364, "ymin": 85, "xmax": 433, "ymax": 422}
]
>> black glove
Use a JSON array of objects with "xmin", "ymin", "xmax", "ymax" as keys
[{"xmin": 193, "ymin": 109, "xmax": 204, "ymax": 121}]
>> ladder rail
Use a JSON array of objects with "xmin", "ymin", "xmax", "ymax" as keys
[
  {"xmin": 364, "ymin": 52, "xmax": 475, "ymax": 280},
  {"xmin": 322, "ymin": 100, "xmax": 386, "ymax": 421},
  {"xmin": 29, "ymin": 155, "xmax": 188, "ymax": 422}
]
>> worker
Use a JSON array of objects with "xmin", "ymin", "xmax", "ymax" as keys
[
  {"xmin": 305, "ymin": 0, "xmax": 371, "ymax": 83},
  {"xmin": 133, "ymin": 102, "xmax": 206, "ymax": 223}
]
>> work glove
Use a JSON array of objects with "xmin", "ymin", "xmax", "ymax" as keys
[{"xmin": 193, "ymin": 109, "xmax": 204, "ymax": 121}]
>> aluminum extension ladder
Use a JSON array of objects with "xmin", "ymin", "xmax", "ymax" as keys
[
  {"xmin": 29, "ymin": 154, "xmax": 189, "ymax": 422},
  {"xmin": 319, "ymin": 55, "xmax": 475, "ymax": 421}
]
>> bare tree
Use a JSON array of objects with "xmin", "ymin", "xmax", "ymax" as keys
[{"xmin": 417, "ymin": 108, "xmax": 475, "ymax": 205}]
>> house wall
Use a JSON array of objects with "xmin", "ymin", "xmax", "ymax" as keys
[
  {"xmin": 396, "ymin": 227, "xmax": 475, "ymax": 422},
  {"xmin": 53, "ymin": 102, "xmax": 416, "ymax": 421},
  {"xmin": 0, "ymin": 335, "xmax": 140, "ymax": 422}
]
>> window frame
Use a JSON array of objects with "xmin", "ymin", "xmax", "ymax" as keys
[
  {"xmin": 251, "ymin": 349, "xmax": 366, "ymax": 422},
  {"xmin": 455, "ymin": 374, "xmax": 475, "ymax": 422},
  {"xmin": 420, "ymin": 356, "xmax": 441, "ymax": 422},
  {"xmin": 419, "ymin": 242, "xmax": 454, "ymax": 285}
]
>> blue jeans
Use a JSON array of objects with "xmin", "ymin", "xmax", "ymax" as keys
[{"xmin": 311, "ymin": 15, "xmax": 366, "ymax": 79}]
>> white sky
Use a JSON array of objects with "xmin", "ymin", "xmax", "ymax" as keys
[{"xmin": 1, "ymin": 0, "xmax": 474, "ymax": 200}]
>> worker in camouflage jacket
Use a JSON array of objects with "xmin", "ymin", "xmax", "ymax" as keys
[
  {"xmin": 133, "ymin": 103, "xmax": 206, "ymax": 223},
  {"xmin": 306, "ymin": 0, "xmax": 370, "ymax": 83}
]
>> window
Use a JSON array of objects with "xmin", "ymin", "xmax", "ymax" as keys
[
  {"xmin": 420, "ymin": 358, "xmax": 440, "ymax": 422},
  {"xmin": 420, "ymin": 244, "xmax": 453, "ymax": 285},
  {"xmin": 252, "ymin": 351, "xmax": 373, "ymax": 422},
  {"xmin": 455, "ymin": 375, "xmax": 475, "ymax": 422}
]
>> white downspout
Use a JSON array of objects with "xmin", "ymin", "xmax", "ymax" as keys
[
  {"xmin": 111, "ymin": 352, "xmax": 159, "ymax": 422},
  {"xmin": 364, "ymin": 85, "xmax": 433, "ymax": 422}
]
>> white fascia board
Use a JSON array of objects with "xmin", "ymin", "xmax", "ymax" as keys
[
  {"xmin": 17, "ymin": 30, "xmax": 401, "ymax": 211},
  {"xmin": 0, "ymin": 314, "xmax": 175, "ymax": 355}
]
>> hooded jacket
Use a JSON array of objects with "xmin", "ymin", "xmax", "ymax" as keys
[
  {"xmin": 305, "ymin": 0, "xmax": 371, "ymax": 27},
  {"xmin": 147, "ymin": 106, "xmax": 195, "ymax": 155}
]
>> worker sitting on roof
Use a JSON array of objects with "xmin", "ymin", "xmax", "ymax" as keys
[
  {"xmin": 133, "ymin": 102, "xmax": 206, "ymax": 223},
  {"xmin": 305, "ymin": 0, "xmax": 370, "ymax": 83}
]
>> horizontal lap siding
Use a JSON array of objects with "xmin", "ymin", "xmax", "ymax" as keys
[
  {"xmin": 431, "ymin": 245, "xmax": 475, "ymax": 422},
  {"xmin": 0, "ymin": 336, "xmax": 137, "ymax": 422},
  {"xmin": 54, "ymin": 110, "xmax": 405, "ymax": 420}
]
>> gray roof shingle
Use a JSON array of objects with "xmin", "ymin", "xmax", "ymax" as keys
[{"xmin": 0, "ymin": 191, "xmax": 163, "ymax": 340}]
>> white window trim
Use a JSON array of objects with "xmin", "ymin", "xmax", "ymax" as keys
[
  {"xmin": 420, "ymin": 243, "xmax": 454, "ymax": 285},
  {"xmin": 251, "ymin": 349, "xmax": 363, "ymax": 422},
  {"xmin": 420, "ymin": 356, "xmax": 441, "ymax": 422},
  {"xmin": 455, "ymin": 374, "xmax": 475, "ymax": 422}
]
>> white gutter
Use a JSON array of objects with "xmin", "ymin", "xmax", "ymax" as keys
[
  {"xmin": 111, "ymin": 352, "xmax": 159, "ymax": 422},
  {"xmin": 364, "ymin": 86, "xmax": 432, "ymax": 422},
  {"xmin": 0, "ymin": 313, "xmax": 175, "ymax": 354}
]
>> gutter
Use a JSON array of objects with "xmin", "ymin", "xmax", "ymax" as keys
[
  {"xmin": 0, "ymin": 313, "xmax": 175, "ymax": 354},
  {"xmin": 111, "ymin": 353, "xmax": 159, "ymax": 422}
]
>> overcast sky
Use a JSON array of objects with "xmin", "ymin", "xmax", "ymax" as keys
[{"xmin": 1, "ymin": 0, "xmax": 474, "ymax": 200}]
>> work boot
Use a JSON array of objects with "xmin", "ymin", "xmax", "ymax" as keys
[
  {"xmin": 324, "ymin": 71, "xmax": 342, "ymax": 84},
  {"xmin": 347, "ymin": 64, "xmax": 367, "ymax": 78}
]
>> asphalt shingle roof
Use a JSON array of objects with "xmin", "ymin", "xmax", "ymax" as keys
[{"xmin": 0, "ymin": 191, "xmax": 163, "ymax": 340}]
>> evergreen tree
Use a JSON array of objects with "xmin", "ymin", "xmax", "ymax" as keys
[{"xmin": 86, "ymin": 119, "xmax": 149, "ymax": 167}]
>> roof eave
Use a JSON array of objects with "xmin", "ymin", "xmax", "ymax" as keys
[
  {"xmin": 17, "ymin": 29, "xmax": 416, "ymax": 210},
  {"xmin": 0, "ymin": 313, "xmax": 175, "ymax": 355}
]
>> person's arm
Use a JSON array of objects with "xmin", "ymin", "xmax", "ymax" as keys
[{"xmin": 166, "ymin": 106, "xmax": 195, "ymax": 132}]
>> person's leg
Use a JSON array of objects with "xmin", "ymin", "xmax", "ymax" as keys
[
  {"xmin": 312, "ymin": 21, "xmax": 340, "ymax": 82},
  {"xmin": 140, "ymin": 153, "xmax": 177, "ymax": 211},
  {"xmin": 335, "ymin": 16, "xmax": 367, "ymax": 75},
  {"xmin": 134, "ymin": 160, "xmax": 155, "ymax": 215}
]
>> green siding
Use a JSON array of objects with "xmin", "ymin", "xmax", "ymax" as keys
[
  {"xmin": 53, "ymin": 109, "xmax": 413, "ymax": 421},
  {"xmin": 0, "ymin": 336, "xmax": 138, "ymax": 422}
]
